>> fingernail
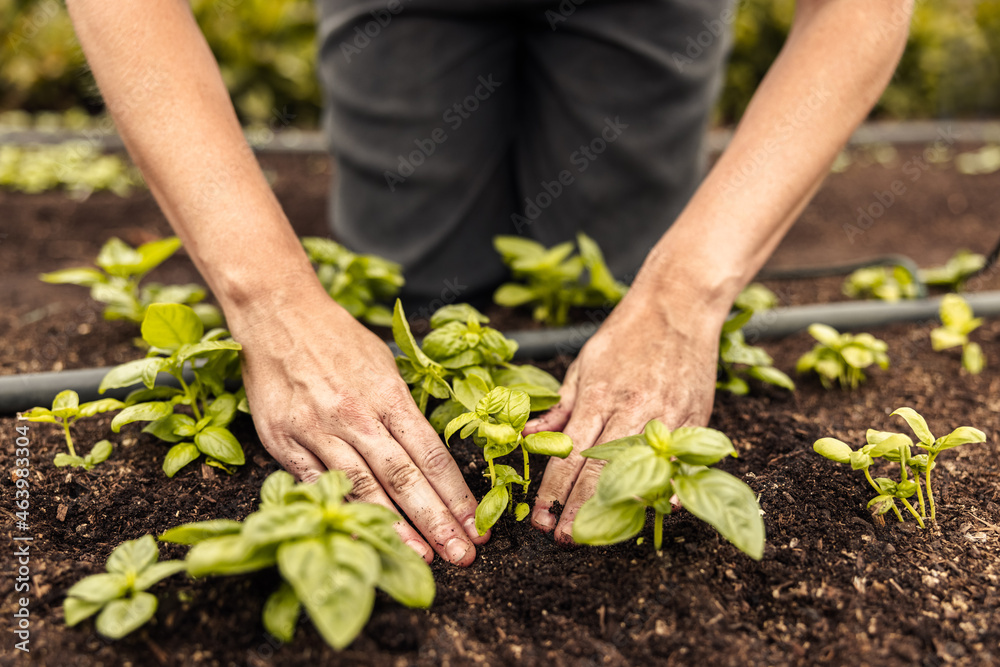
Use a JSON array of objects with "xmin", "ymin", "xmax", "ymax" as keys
[
  {"xmin": 532, "ymin": 507, "xmax": 556, "ymax": 531},
  {"xmin": 445, "ymin": 537, "xmax": 471, "ymax": 564},
  {"xmin": 463, "ymin": 517, "xmax": 482, "ymax": 540}
]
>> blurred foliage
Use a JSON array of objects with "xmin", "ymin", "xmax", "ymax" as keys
[
  {"xmin": 2, "ymin": 0, "xmax": 1000, "ymax": 126},
  {"xmin": 0, "ymin": 141, "xmax": 140, "ymax": 196}
]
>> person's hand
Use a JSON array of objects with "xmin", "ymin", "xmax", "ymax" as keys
[
  {"xmin": 229, "ymin": 287, "xmax": 487, "ymax": 565},
  {"xmin": 526, "ymin": 289, "xmax": 728, "ymax": 544}
]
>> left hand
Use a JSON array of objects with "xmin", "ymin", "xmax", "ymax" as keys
[{"xmin": 526, "ymin": 289, "xmax": 728, "ymax": 544}]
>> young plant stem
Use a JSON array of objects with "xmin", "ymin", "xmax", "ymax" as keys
[
  {"xmin": 522, "ymin": 445, "xmax": 530, "ymax": 484},
  {"xmin": 913, "ymin": 468, "xmax": 926, "ymax": 518},
  {"xmin": 653, "ymin": 510, "xmax": 664, "ymax": 551},
  {"xmin": 487, "ymin": 458, "xmax": 496, "ymax": 486},
  {"xmin": 900, "ymin": 498, "xmax": 926, "ymax": 528},
  {"xmin": 62, "ymin": 420, "xmax": 76, "ymax": 457},
  {"xmin": 863, "ymin": 468, "xmax": 903, "ymax": 522},
  {"xmin": 889, "ymin": 502, "xmax": 904, "ymax": 523},
  {"xmin": 177, "ymin": 373, "xmax": 202, "ymax": 420},
  {"xmin": 925, "ymin": 453, "xmax": 938, "ymax": 522}
]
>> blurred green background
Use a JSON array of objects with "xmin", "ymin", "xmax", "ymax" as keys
[{"xmin": 2, "ymin": 0, "xmax": 1000, "ymax": 128}]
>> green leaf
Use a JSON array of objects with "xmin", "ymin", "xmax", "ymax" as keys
[
  {"xmin": 144, "ymin": 414, "xmax": 196, "ymax": 443},
  {"xmin": 478, "ymin": 421, "xmax": 519, "ymax": 446},
  {"xmin": 95, "ymin": 592, "xmax": 157, "ymax": 639},
  {"xmin": 429, "ymin": 303, "xmax": 489, "ymax": 328},
  {"xmin": 260, "ymin": 470, "xmax": 296, "ymax": 507},
  {"xmin": 100, "ymin": 358, "xmax": 166, "ymax": 393},
  {"xmin": 808, "ymin": 323, "xmax": 842, "ymax": 347},
  {"xmin": 849, "ymin": 450, "xmax": 873, "ymax": 470},
  {"xmin": 642, "ymin": 419, "xmax": 672, "ymax": 451},
  {"xmin": 95, "ymin": 237, "xmax": 143, "ymax": 275},
  {"xmin": 107, "ymin": 535, "xmax": 159, "ymax": 576},
  {"xmin": 67, "ymin": 573, "xmax": 130, "ymax": 604},
  {"xmin": 453, "ymin": 374, "xmax": 490, "ymax": 411},
  {"xmin": 52, "ymin": 389, "xmax": 80, "ymax": 417},
  {"xmin": 391, "ymin": 300, "xmax": 435, "ymax": 368},
  {"xmin": 87, "ymin": 440, "xmax": 113, "ymax": 465},
  {"xmin": 940, "ymin": 293, "xmax": 974, "ymax": 330},
  {"xmin": 194, "ymin": 427, "xmax": 245, "ymax": 465},
  {"xmin": 262, "ymin": 582, "xmax": 301, "ymax": 643},
  {"xmin": 19, "ymin": 406, "xmax": 56, "ymax": 422},
  {"xmin": 494, "ymin": 283, "xmax": 538, "ymax": 307},
  {"xmin": 112, "ymin": 401, "xmax": 175, "ymax": 432},
  {"xmin": 475, "ymin": 484, "xmax": 510, "ymax": 535},
  {"xmin": 667, "ymin": 427, "xmax": 737, "ymax": 466},
  {"xmin": 522, "ymin": 431, "xmax": 573, "ymax": 458},
  {"xmin": 747, "ymin": 365, "xmax": 795, "ymax": 391},
  {"xmin": 174, "ymin": 340, "xmax": 242, "ymax": 364},
  {"xmin": 64, "ymin": 596, "xmax": 104, "ymax": 626},
  {"xmin": 159, "ymin": 519, "xmax": 243, "ymax": 545},
  {"xmin": 494, "ymin": 235, "xmax": 547, "ymax": 261},
  {"xmin": 133, "ymin": 237, "xmax": 182, "ymax": 276},
  {"xmin": 867, "ymin": 433, "xmax": 913, "ymax": 459},
  {"xmin": 205, "ymin": 393, "xmax": 237, "ymax": 428},
  {"xmin": 895, "ymin": 480, "xmax": 919, "ymax": 499},
  {"xmin": 186, "ymin": 535, "xmax": 277, "ymax": 576},
  {"xmin": 78, "ymin": 398, "xmax": 126, "ymax": 418},
  {"xmin": 277, "ymin": 538, "xmax": 374, "ymax": 650},
  {"xmin": 936, "ymin": 426, "xmax": 986, "ymax": 451},
  {"xmin": 429, "ymin": 399, "xmax": 468, "ymax": 434},
  {"xmin": 931, "ymin": 326, "xmax": 966, "ymax": 351},
  {"xmin": 892, "ymin": 407, "xmax": 934, "ymax": 445},
  {"xmin": 494, "ymin": 365, "xmax": 561, "ymax": 393},
  {"xmin": 582, "ymin": 435, "xmax": 647, "ymax": 461},
  {"xmin": 515, "ymin": 502, "xmax": 531, "ymax": 521},
  {"xmin": 54, "ymin": 453, "xmax": 86, "ymax": 467},
  {"xmin": 141, "ymin": 303, "xmax": 204, "ymax": 351},
  {"xmin": 597, "ymin": 447, "xmax": 672, "ymax": 505},
  {"xmin": 813, "ymin": 437, "xmax": 852, "ymax": 464},
  {"xmin": 495, "ymin": 387, "xmax": 531, "ymax": 431},
  {"xmin": 242, "ymin": 505, "xmax": 324, "ymax": 546},
  {"xmin": 40, "ymin": 267, "xmax": 106, "ymax": 287},
  {"xmin": 963, "ymin": 342, "xmax": 985, "ymax": 374},
  {"xmin": 133, "ymin": 561, "xmax": 186, "ymax": 591},
  {"xmin": 840, "ymin": 344, "xmax": 875, "ymax": 369},
  {"xmin": 866, "ymin": 494, "xmax": 896, "ymax": 515},
  {"xmin": 162, "ymin": 442, "xmax": 200, "ymax": 477},
  {"xmin": 444, "ymin": 412, "xmax": 478, "ymax": 445},
  {"xmin": 375, "ymin": 545, "xmax": 436, "ymax": 608},
  {"xmin": 572, "ymin": 498, "xmax": 647, "ymax": 546},
  {"xmin": 673, "ymin": 468, "xmax": 765, "ymax": 560}
]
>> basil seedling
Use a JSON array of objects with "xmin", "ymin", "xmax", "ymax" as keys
[
  {"xmin": 19, "ymin": 390, "xmax": 123, "ymax": 468},
  {"xmin": 40, "ymin": 236, "xmax": 221, "ymax": 327},
  {"xmin": 796, "ymin": 323, "xmax": 889, "ymax": 389},
  {"xmin": 99, "ymin": 303, "xmax": 245, "ymax": 476},
  {"xmin": 64, "ymin": 535, "xmax": 186, "ymax": 639},
  {"xmin": 931, "ymin": 294, "xmax": 985, "ymax": 374},
  {"xmin": 302, "ymin": 237, "xmax": 404, "ymax": 327},
  {"xmin": 445, "ymin": 386, "xmax": 572, "ymax": 535},
  {"xmin": 159, "ymin": 470, "xmax": 435, "ymax": 650},
  {"xmin": 493, "ymin": 233, "xmax": 627, "ymax": 326},
  {"xmin": 717, "ymin": 285, "xmax": 794, "ymax": 395},
  {"xmin": 842, "ymin": 265, "xmax": 918, "ymax": 302},
  {"xmin": 919, "ymin": 250, "xmax": 986, "ymax": 291},
  {"xmin": 814, "ymin": 407, "xmax": 986, "ymax": 524},
  {"xmin": 573, "ymin": 420, "xmax": 765, "ymax": 560}
]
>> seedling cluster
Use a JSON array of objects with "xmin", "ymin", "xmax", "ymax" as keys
[
  {"xmin": 493, "ymin": 233, "xmax": 627, "ymax": 325},
  {"xmin": 717, "ymin": 284, "xmax": 795, "ymax": 395},
  {"xmin": 814, "ymin": 408, "xmax": 986, "ymax": 525},
  {"xmin": 301, "ymin": 237, "xmax": 404, "ymax": 326},
  {"xmin": 842, "ymin": 265, "xmax": 918, "ymax": 302},
  {"xmin": 919, "ymin": 250, "xmax": 987, "ymax": 291},
  {"xmin": 19, "ymin": 390, "xmax": 123, "ymax": 469},
  {"xmin": 796, "ymin": 324, "xmax": 889, "ymax": 389},
  {"xmin": 931, "ymin": 294, "xmax": 985, "ymax": 374},
  {"xmin": 573, "ymin": 419, "xmax": 765, "ymax": 560},
  {"xmin": 40, "ymin": 236, "xmax": 221, "ymax": 328}
]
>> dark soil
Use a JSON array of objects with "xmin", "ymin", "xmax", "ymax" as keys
[{"xmin": 1, "ymin": 146, "xmax": 1000, "ymax": 666}]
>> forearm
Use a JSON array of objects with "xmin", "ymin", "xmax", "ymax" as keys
[
  {"xmin": 633, "ymin": 0, "xmax": 913, "ymax": 317},
  {"xmin": 65, "ymin": 0, "xmax": 326, "ymax": 328}
]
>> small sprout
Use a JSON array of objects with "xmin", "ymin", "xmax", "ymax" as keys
[
  {"xmin": 718, "ymin": 284, "xmax": 794, "ymax": 395},
  {"xmin": 842, "ymin": 266, "xmax": 918, "ymax": 302},
  {"xmin": 573, "ymin": 420, "xmax": 765, "ymax": 560},
  {"xmin": 100, "ymin": 304, "xmax": 245, "ymax": 477},
  {"xmin": 301, "ymin": 237, "xmax": 404, "ymax": 327},
  {"xmin": 955, "ymin": 144, "xmax": 1000, "ymax": 175},
  {"xmin": 931, "ymin": 294, "xmax": 985, "ymax": 374},
  {"xmin": 63, "ymin": 535, "xmax": 186, "ymax": 639},
  {"xmin": 19, "ymin": 390, "xmax": 124, "ymax": 465},
  {"xmin": 796, "ymin": 324, "xmax": 889, "ymax": 389},
  {"xmin": 918, "ymin": 250, "xmax": 986, "ymax": 292},
  {"xmin": 40, "ymin": 236, "xmax": 220, "ymax": 328},
  {"xmin": 493, "ymin": 233, "xmax": 627, "ymax": 326},
  {"xmin": 445, "ymin": 386, "xmax": 572, "ymax": 535},
  {"xmin": 158, "ymin": 470, "xmax": 435, "ymax": 650},
  {"xmin": 813, "ymin": 407, "xmax": 986, "ymax": 524}
]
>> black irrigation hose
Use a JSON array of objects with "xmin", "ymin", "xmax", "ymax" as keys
[{"xmin": 5, "ymin": 291, "xmax": 1000, "ymax": 415}]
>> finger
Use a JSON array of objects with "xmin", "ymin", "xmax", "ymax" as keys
[
  {"xmin": 553, "ymin": 415, "xmax": 643, "ymax": 545},
  {"xmin": 346, "ymin": 421, "xmax": 477, "ymax": 567},
  {"xmin": 530, "ymin": 388, "xmax": 607, "ymax": 532},
  {"xmin": 383, "ymin": 403, "xmax": 490, "ymax": 546},
  {"xmin": 257, "ymin": 431, "xmax": 327, "ymax": 484},
  {"xmin": 523, "ymin": 362, "xmax": 580, "ymax": 435},
  {"xmin": 267, "ymin": 434, "xmax": 435, "ymax": 563}
]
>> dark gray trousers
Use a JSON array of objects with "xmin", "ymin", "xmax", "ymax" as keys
[{"xmin": 317, "ymin": 0, "xmax": 734, "ymax": 304}]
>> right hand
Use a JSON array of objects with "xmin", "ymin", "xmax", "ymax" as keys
[{"xmin": 228, "ymin": 287, "xmax": 487, "ymax": 566}]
